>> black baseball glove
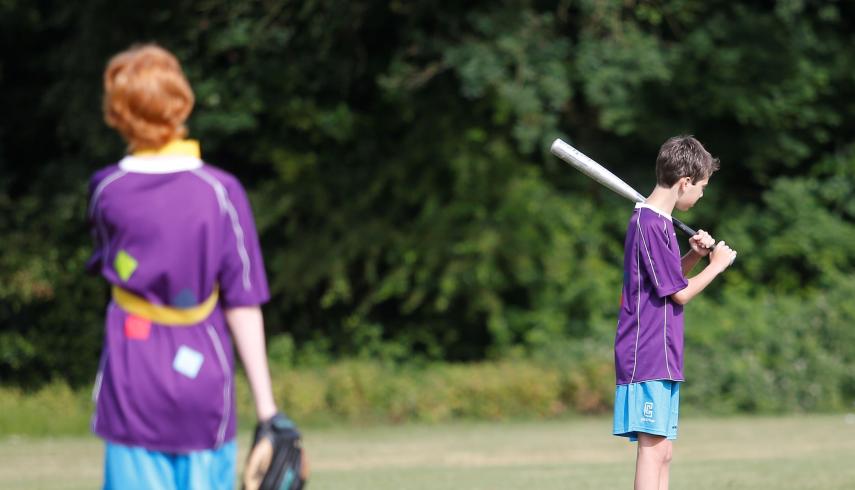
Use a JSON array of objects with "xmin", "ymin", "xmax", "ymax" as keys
[{"xmin": 242, "ymin": 412, "xmax": 306, "ymax": 490}]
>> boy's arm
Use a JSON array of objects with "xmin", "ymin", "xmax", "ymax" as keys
[
  {"xmin": 671, "ymin": 241, "xmax": 736, "ymax": 305},
  {"xmin": 225, "ymin": 306, "xmax": 278, "ymax": 422},
  {"xmin": 230, "ymin": 306, "xmax": 312, "ymax": 486},
  {"xmin": 681, "ymin": 250, "xmax": 703, "ymax": 276}
]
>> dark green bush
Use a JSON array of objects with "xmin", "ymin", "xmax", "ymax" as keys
[{"xmin": 2, "ymin": 1, "xmax": 855, "ymax": 416}]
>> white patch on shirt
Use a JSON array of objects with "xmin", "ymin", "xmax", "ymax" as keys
[{"xmin": 173, "ymin": 345, "xmax": 205, "ymax": 379}]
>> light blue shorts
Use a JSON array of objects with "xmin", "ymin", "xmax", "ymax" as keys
[
  {"xmin": 103, "ymin": 440, "xmax": 236, "ymax": 490},
  {"xmin": 613, "ymin": 380, "xmax": 680, "ymax": 441}
]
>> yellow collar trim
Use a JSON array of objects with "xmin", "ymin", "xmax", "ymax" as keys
[
  {"xmin": 133, "ymin": 139, "xmax": 201, "ymax": 158},
  {"xmin": 112, "ymin": 285, "xmax": 218, "ymax": 326}
]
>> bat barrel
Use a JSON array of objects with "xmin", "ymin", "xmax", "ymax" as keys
[{"xmin": 550, "ymin": 139, "xmax": 646, "ymax": 203}]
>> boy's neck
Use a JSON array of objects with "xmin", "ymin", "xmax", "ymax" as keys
[{"xmin": 644, "ymin": 185, "xmax": 678, "ymax": 215}]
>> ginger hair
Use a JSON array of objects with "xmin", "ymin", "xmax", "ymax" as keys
[{"xmin": 103, "ymin": 44, "xmax": 194, "ymax": 151}]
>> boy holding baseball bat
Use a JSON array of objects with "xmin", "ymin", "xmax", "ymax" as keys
[{"xmin": 613, "ymin": 135, "xmax": 736, "ymax": 490}]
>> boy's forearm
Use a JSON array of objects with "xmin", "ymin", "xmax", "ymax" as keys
[
  {"xmin": 671, "ymin": 264, "xmax": 722, "ymax": 305},
  {"xmin": 680, "ymin": 250, "xmax": 703, "ymax": 275},
  {"xmin": 224, "ymin": 306, "xmax": 277, "ymax": 422}
]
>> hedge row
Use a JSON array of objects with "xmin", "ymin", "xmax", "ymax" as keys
[
  {"xmin": 248, "ymin": 358, "xmax": 613, "ymax": 426},
  {"xmin": 0, "ymin": 357, "xmax": 613, "ymax": 436}
]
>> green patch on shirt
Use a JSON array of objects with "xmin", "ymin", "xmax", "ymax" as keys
[{"xmin": 114, "ymin": 250, "xmax": 138, "ymax": 282}]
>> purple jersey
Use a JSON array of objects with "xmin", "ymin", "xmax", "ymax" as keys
[
  {"xmin": 87, "ymin": 141, "xmax": 269, "ymax": 452},
  {"xmin": 614, "ymin": 204, "xmax": 688, "ymax": 386}
]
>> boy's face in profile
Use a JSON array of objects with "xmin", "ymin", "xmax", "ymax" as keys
[{"xmin": 675, "ymin": 175, "xmax": 709, "ymax": 211}]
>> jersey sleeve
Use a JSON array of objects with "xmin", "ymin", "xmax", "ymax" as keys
[
  {"xmin": 218, "ymin": 179, "xmax": 270, "ymax": 307},
  {"xmin": 637, "ymin": 216, "xmax": 688, "ymax": 298},
  {"xmin": 85, "ymin": 170, "xmax": 110, "ymax": 275}
]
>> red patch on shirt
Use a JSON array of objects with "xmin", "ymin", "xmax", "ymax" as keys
[{"xmin": 124, "ymin": 315, "xmax": 151, "ymax": 340}]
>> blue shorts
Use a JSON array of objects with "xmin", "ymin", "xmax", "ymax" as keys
[
  {"xmin": 613, "ymin": 380, "xmax": 680, "ymax": 441},
  {"xmin": 103, "ymin": 440, "xmax": 236, "ymax": 490}
]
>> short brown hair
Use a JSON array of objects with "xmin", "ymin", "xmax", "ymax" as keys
[
  {"xmin": 103, "ymin": 44, "xmax": 194, "ymax": 151},
  {"xmin": 655, "ymin": 135, "xmax": 719, "ymax": 186}
]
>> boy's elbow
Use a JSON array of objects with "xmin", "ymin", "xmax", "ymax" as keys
[{"xmin": 671, "ymin": 290, "xmax": 690, "ymax": 305}]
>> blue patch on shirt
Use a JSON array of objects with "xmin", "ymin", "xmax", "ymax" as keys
[{"xmin": 172, "ymin": 288, "xmax": 198, "ymax": 308}]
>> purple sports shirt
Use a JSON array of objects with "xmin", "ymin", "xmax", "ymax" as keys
[
  {"xmin": 614, "ymin": 204, "xmax": 689, "ymax": 386},
  {"xmin": 87, "ymin": 143, "xmax": 269, "ymax": 452}
]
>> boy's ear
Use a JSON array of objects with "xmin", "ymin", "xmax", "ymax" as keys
[{"xmin": 676, "ymin": 176, "xmax": 691, "ymax": 193}]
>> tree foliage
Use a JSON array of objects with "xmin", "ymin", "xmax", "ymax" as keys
[{"xmin": 2, "ymin": 0, "xmax": 855, "ymax": 410}]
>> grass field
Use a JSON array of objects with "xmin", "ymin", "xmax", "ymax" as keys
[{"xmin": 2, "ymin": 415, "xmax": 854, "ymax": 489}]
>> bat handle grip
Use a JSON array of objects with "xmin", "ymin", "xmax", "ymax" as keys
[
  {"xmin": 672, "ymin": 218, "xmax": 697, "ymax": 239},
  {"xmin": 673, "ymin": 217, "xmax": 716, "ymax": 252}
]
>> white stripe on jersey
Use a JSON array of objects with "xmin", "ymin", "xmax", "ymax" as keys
[
  {"xmin": 637, "ymin": 210, "xmax": 660, "ymax": 287},
  {"xmin": 664, "ymin": 296, "xmax": 672, "ymax": 379},
  {"xmin": 89, "ymin": 169, "xmax": 128, "ymax": 267},
  {"xmin": 630, "ymin": 216, "xmax": 642, "ymax": 384},
  {"xmin": 192, "ymin": 169, "xmax": 253, "ymax": 291},
  {"xmin": 89, "ymin": 169, "xmax": 128, "ymax": 218},
  {"xmin": 662, "ymin": 217, "xmax": 673, "ymax": 379}
]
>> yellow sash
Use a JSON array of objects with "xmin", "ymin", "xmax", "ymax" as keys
[{"xmin": 112, "ymin": 285, "xmax": 218, "ymax": 326}]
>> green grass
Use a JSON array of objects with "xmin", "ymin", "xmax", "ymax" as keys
[{"xmin": 2, "ymin": 415, "xmax": 854, "ymax": 489}]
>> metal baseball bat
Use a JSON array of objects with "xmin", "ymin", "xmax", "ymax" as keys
[{"xmin": 549, "ymin": 138, "xmax": 699, "ymax": 239}]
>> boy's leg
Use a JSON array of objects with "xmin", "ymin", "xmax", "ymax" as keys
[
  {"xmin": 634, "ymin": 433, "xmax": 672, "ymax": 490},
  {"xmin": 658, "ymin": 437, "xmax": 672, "ymax": 490}
]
